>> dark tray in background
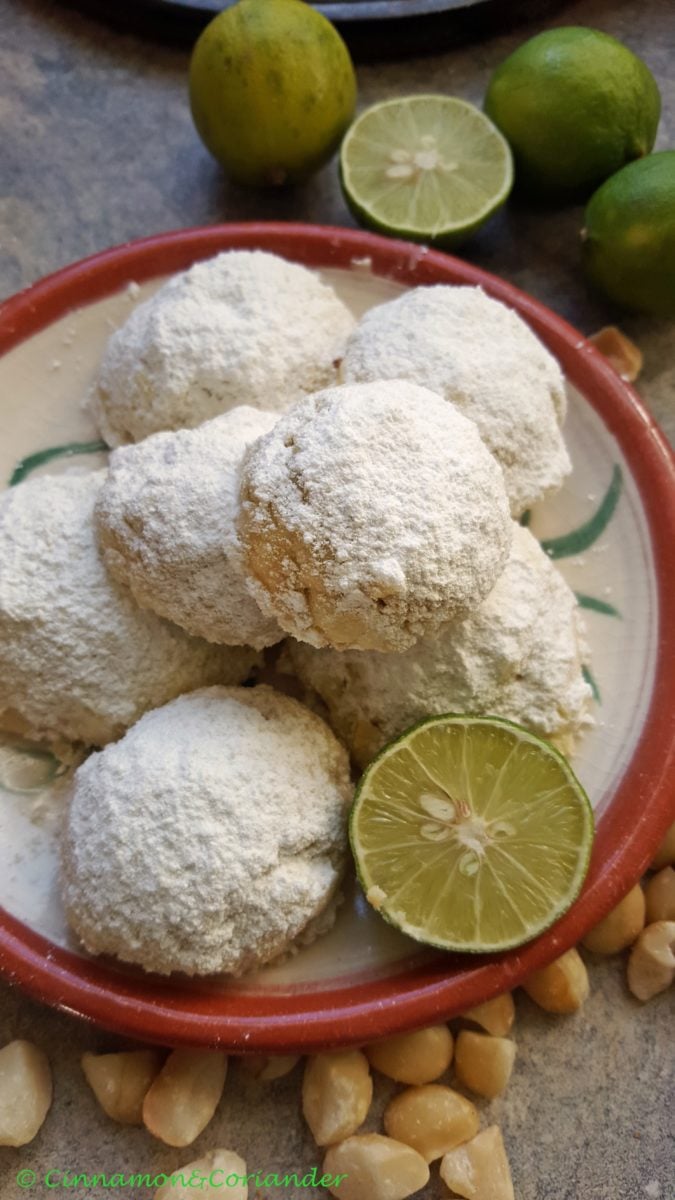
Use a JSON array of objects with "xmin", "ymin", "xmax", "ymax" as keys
[{"xmin": 66, "ymin": 0, "xmax": 565, "ymax": 58}]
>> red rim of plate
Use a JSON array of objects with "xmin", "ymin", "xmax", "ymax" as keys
[{"xmin": 0, "ymin": 223, "xmax": 674, "ymax": 1051}]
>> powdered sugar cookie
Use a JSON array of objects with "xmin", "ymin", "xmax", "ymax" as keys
[
  {"xmin": 0, "ymin": 472, "xmax": 257, "ymax": 747},
  {"xmin": 62, "ymin": 686, "xmax": 352, "ymax": 976},
  {"xmin": 342, "ymin": 285, "xmax": 570, "ymax": 516},
  {"xmin": 238, "ymin": 380, "xmax": 512, "ymax": 653},
  {"xmin": 90, "ymin": 250, "xmax": 355, "ymax": 445},
  {"xmin": 283, "ymin": 524, "xmax": 593, "ymax": 766},
  {"xmin": 96, "ymin": 407, "xmax": 282, "ymax": 650}
]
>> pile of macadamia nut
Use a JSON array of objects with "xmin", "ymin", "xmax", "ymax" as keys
[{"xmin": 3, "ymin": 821, "xmax": 673, "ymax": 1200}]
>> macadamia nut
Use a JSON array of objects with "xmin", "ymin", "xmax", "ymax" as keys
[
  {"xmin": 82, "ymin": 1050, "xmax": 162, "ymax": 1124},
  {"xmin": 302, "ymin": 1050, "xmax": 373, "ymax": 1146},
  {"xmin": 142, "ymin": 1049, "xmax": 227, "ymax": 1147},
  {"xmin": 383, "ymin": 1084, "xmax": 479, "ymax": 1162},
  {"xmin": 323, "ymin": 1133, "xmax": 429, "ymax": 1200},
  {"xmin": 440, "ymin": 1125, "xmax": 514, "ymax": 1200},
  {"xmin": 454, "ymin": 1032, "xmax": 516, "ymax": 1099},
  {"xmin": 582, "ymin": 884, "xmax": 645, "ymax": 955},
  {"xmin": 522, "ymin": 948, "xmax": 589, "ymax": 1014},
  {"xmin": 0, "ymin": 1040, "xmax": 52, "ymax": 1147},
  {"xmin": 365, "ymin": 1025, "xmax": 454, "ymax": 1085}
]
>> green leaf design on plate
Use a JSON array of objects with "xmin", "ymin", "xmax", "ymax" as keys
[
  {"xmin": 582, "ymin": 665, "xmax": 601, "ymax": 704},
  {"xmin": 541, "ymin": 465, "xmax": 622, "ymax": 560},
  {"xmin": 9, "ymin": 441, "xmax": 109, "ymax": 487},
  {"xmin": 0, "ymin": 736, "xmax": 63, "ymax": 794},
  {"xmin": 575, "ymin": 592, "xmax": 621, "ymax": 618}
]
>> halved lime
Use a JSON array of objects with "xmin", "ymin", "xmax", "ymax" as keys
[
  {"xmin": 340, "ymin": 95, "xmax": 514, "ymax": 247},
  {"xmin": 350, "ymin": 715, "xmax": 593, "ymax": 953}
]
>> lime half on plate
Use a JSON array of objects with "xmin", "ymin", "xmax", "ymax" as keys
[
  {"xmin": 340, "ymin": 95, "xmax": 514, "ymax": 247},
  {"xmin": 350, "ymin": 715, "xmax": 594, "ymax": 954}
]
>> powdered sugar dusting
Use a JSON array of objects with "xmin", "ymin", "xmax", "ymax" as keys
[
  {"xmin": 89, "ymin": 250, "xmax": 356, "ymax": 445},
  {"xmin": 283, "ymin": 524, "xmax": 593, "ymax": 766},
  {"xmin": 342, "ymin": 285, "xmax": 571, "ymax": 516},
  {"xmin": 62, "ymin": 686, "xmax": 352, "ymax": 976},
  {"xmin": 0, "ymin": 471, "xmax": 257, "ymax": 747},
  {"xmin": 238, "ymin": 380, "xmax": 512, "ymax": 652},
  {"xmin": 96, "ymin": 406, "xmax": 282, "ymax": 649}
]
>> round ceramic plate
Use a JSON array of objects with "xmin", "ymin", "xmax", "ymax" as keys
[
  {"xmin": 68, "ymin": 0, "xmax": 565, "ymax": 58},
  {"xmin": 0, "ymin": 224, "xmax": 674, "ymax": 1051}
]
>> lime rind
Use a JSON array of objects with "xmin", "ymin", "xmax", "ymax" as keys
[
  {"xmin": 340, "ymin": 95, "xmax": 514, "ymax": 246},
  {"xmin": 350, "ymin": 713, "xmax": 594, "ymax": 954},
  {"xmin": 484, "ymin": 27, "xmax": 661, "ymax": 198}
]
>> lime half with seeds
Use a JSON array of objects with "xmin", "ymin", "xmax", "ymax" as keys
[
  {"xmin": 350, "ymin": 714, "xmax": 593, "ymax": 953},
  {"xmin": 340, "ymin": 95, "xmax": 514, "ymax": 247}
]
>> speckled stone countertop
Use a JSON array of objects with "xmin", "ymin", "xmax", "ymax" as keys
[{"xmin": 0, "ymin": 1, "xmax": 674, "ymax": 1197}]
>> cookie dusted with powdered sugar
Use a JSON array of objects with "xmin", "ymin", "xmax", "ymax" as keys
[
  {"xmin": 0, "ymin": 472, "xmax": 258, "ymax": 748},
  {"xmin": 341, "ymin": 285, "xmax": 570, "ymax": 516},
  {"xmin": 96, "ymin": 407, "xmax": 282, "ymax": 650},
  {"xmin": 89, "ymin": 250, "xmax": 356, "ymax": 445},
  {"xmin": 237, "ymin": 380, "xmax": 512, "ymax": 653},
  {"xmin": 62, "ymin": 686, "xmax": 352, "ymax": 976},
  {"xmin": 282, "ymin": 524, "xmax": 593, "ymax": 767}
]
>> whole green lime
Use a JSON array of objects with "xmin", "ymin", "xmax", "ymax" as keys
[
  {"xmin": 189, "ymin": 0, "xmax": 357, "ymax": 187},
  {"xmin": 484, "ymin": 27, "xmax": 661, "ymax": 199},
  {"xmin": 582, "ymin": 152, "xmax": 675, "ymax": 317}
]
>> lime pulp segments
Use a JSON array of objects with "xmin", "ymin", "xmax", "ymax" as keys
[
  {"xmin": 350, "ymin": 714, "xmax": 594, "ymax": 953},
  {"xmin": 340, "ymin": 95, "xmax": 514, "ymax": 246}
]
